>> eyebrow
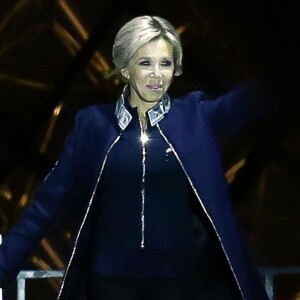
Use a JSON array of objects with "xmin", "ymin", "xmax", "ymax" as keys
[{"xmin": 135, "ymin": 56, "xmax": 173, "ymax": 61}]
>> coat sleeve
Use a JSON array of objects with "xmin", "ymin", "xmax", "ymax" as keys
[
  {"xmin": 198, "ymin": 81, "xmax": 272, "ymax": 140},
  {"xmin": 0, "ymin": 111, "xmax": 81, "ymax": 288}
]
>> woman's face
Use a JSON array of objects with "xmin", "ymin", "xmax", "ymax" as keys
[{"xmin": 122, "ymin": 37, "xmax": 174, "ymax": 105}]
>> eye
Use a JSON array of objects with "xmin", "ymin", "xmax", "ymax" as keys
[
  {"xmin": 138, "ymin": 60, "xmax": 151, "ymax": 66},
  {"xmin": 161, "ymin": 60, "xmax": 173, "ymax": 67}
]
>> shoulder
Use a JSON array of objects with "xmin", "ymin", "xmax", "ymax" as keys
[
  {"xmin": 74, "ymin": 102, "xmax": 116, "ymax": 127},
  {"xmin": 171, "ymin": 90, "xmax": 208, "ymax": 106},
  {"xmin": 76, "ymin": 102, "xmax": 116, "ymax": 119},
  {"xmin": 170, "ymin": 90, "xmax": 208, "ymax": 114}
]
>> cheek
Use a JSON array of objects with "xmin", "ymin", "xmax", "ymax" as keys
[
  {"xmin": 163, "ymin": 68, "xmax": 174, "ymax": 76},
  {"xmin": 132, "ymin": 69, "xmax": 147, "ymax": 82},
  {"xmin": 164, "ymin": 72, "xmax": 174, "ymax": 83}
]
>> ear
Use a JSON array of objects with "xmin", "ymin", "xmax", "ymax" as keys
[{"xmin": 121, "ymin": 68, "xmax": 130, "ymax": 80}]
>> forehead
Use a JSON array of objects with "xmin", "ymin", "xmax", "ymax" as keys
[{"xmin": 133, "ymin": 38, "xmax": 173, "ymax": 59}]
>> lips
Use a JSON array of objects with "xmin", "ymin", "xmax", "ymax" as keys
[{"xmin": 146, "ymin": 84, "xmax": 163, "ymax": 90}]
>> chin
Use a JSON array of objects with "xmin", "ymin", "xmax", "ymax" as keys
[
  {"xmin": 143, "ymin": 98, "xmax": 161, "ymax": 104},
  {"xmin": 142, "ymin": 94, "xmax": 164, "ymax": 103}
]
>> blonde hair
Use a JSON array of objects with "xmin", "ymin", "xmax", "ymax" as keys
[{"xmin": 111, "ymin": 15, "xmax": 183, "ymax": 77}]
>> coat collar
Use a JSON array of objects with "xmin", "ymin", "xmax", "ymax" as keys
[{"xmin": 115, "ymin": 85, "xmax": 171, "ymax": 130}]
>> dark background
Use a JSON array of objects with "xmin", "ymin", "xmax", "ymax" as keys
[{"xmin": 0, "ymin": 0, "xmax": 299, "ymax": 299}]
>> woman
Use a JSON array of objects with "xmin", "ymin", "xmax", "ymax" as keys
[{"xmin": 0, "ymin": 16, "xmax": 269, "ymax": 300}]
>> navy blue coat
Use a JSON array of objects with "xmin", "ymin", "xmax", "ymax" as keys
[{"xmin": 0, "ymin": 84, "xmax": 270, "ymax": 299}]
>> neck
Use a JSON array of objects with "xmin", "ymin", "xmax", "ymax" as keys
[
  {"xmin": 137, "ymin": 110, "xmax": 148, "ymax": 129},
  {"xmin": 129, "ymin": 96, "xmax": 159, "ymax": 127},
  {"xmin": 129, "ymin": 97, "xmax": 158, "ymax": 116}
]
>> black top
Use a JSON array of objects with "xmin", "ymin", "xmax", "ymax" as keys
[{"xmin": 89, "ymin": 104, "xmax": 231, "ymax": 284}]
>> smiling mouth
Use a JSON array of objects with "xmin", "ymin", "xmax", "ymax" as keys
[{"xmin": 146, "ymin": 84, "xmax": 163, "ymax": 90}]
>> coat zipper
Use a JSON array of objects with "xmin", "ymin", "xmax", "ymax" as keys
[
  {"xmin": 57, "ymin": 133, "xmax": 122, "ymax": 300},
  {"xmin": 139, "ymin": 118, "xmax": 148, "ymax": 249},
  {"xmin": 156, "ymin": 124, "xmax": 245, "ymax": 300}
]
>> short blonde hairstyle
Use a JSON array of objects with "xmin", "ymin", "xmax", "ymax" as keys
[{"xmin": 112, "ymin": 15, "xmax": 183, "ymax": 77}]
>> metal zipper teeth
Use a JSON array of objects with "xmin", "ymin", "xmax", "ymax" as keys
[
  {"xmin": 140, "ymin": 143, "xmax": 146, "ymax": 249},
  {"xmin": 42, "ymin": 160, "xmax": 59, "ymax": 183},
  {"xmin": 139, "ymin": 119, "xmax": 147, "ymax": 249},
  {"xmin": 156, "ymin": 124, "xmax": 244, "ymax": 300},
  {"xmin": 57, "ymin": 134, "xmax": 122, "ymax": 300}
]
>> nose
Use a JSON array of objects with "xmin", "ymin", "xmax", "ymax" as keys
[
  {"xmin": 150, "ymin": 72, "xmax": 162, "ymax": 78},
  {"xmin": 152, "ymin": 64, "xmax": 162, "ymax": 78}
]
